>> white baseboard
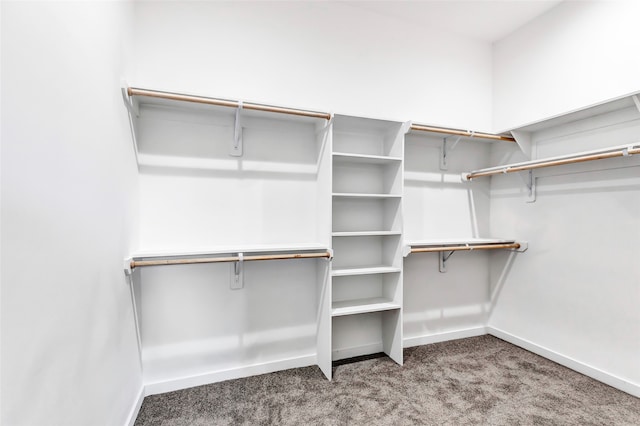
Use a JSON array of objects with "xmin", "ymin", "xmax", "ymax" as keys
[
  {"xmin": 488, "ymin": 326, "xmax": 640, "ymax": 398},
  {"xmin": 403, "ymin": 326, "xmax": 488, "ymax": 348},
  {"xmin": 125, "ymin": 385, "xmax": 144, "ymax": 426},
  {"xmin": 332, "ymin": 327, "xmax": 489, "ymax": 362},
  {"xmin": 332, "ymin": 342, "xmax": 384, "ymax": 361},
  {"xmin": 144, "ymin": 354, "xmax": 317, "ymax": 396},
  {"xmin": 129, "ymin": 327, "xmax": 638, "ymax": 421}
]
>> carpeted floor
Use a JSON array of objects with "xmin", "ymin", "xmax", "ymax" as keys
[{"xmin": 135, "ymin": 336, "xmax": 640, "ymax": 425}]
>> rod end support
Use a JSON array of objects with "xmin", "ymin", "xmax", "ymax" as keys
[{"xmin": 124, "ymin": 257, "xmax": 134, "ymax": 276}]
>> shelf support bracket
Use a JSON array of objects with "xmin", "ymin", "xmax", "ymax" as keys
[
  {"xmin": 511, "ymin": 130, "xmax": 532, "ymax": 160},
  {"xmin": 121, "ymin": 87, "xmax": 141, "ymax": 167},
  {"xmin": 230, "ymin": 101, "xmax": 243, "ymax": 157},
  {"xmin": 440, "ymin": 135, "xmax": 463, "ymax": 170},
  {"xmin": 230, "ymin": 252, "xmax": 244, "ymax": 289},
  {"xmin": 439, "ymin": 250, "xmax": 456, "ymax": 273},
  {"xmin": 121, "ymin": 86, "xmax": 139, "ymax": 117},
  {"xmin": 316, "ymin": 113, "xmax": 334, "ymax": 135},
  {"xmin": 123, "ymin": 257, "xmax": 133, "ymax": 276},
  {"xmin": 518, "ymin": 169, "xmax": 536, "ymax": 203},
  {"xmin": 633, "ymin": 95, "xmax": 640, "ymax": 115}
]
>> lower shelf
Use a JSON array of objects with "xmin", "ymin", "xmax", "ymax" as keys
[
  {"xmin": 404, "ymin": 238, "xmax": 526, "ymax": 256},
  {"xmin": 332, "ymin": 297, "xmax": 401, "ymax": 317}
]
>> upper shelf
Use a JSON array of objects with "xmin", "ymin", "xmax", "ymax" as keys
[
  {"xmin": 125, "ymin": 87, "xmax": 331, "ymax": 124},
  {"xmin": 124, "ymin": 86, "xmax": 520, "ymax": 155},
  {"xmin": 408, "ymin": 123, "xmax": 516, "ymax": 142},
  {"xmin": 503, "ymin": 91, "xmax": 640, "ymax": 133}
]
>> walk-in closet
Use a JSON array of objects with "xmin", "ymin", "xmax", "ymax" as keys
[{"xmin": 3, "ymin": 1, "xmax": 639, "ymax": 425}]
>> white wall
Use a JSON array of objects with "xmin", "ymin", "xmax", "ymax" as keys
[
  {"xmin": 1, "ymin": 2, "xmax": 142, "ymax": 425},
  {"xmin": 135, "ymin": 107, "xmax": 327, "ymax": 250},
  {"xmin": 127, "ymin": 0, "xmax": 497, "ymax": 391},
  {"xmin": 131, "ymin": 1, "xmax": 493, "ymax": 131},
  {"xmin": 488, "ymin": 106, "xmax": 640, "ymax": 395},
  {"xmin": 491, "ymin": 0, "xmax": 640, "ymax": 396},
  {"xmin": 403, "ymin": 133, "xmax": 494, "ymax": 345},
  {"xmin": 131, "ymin": 101, "xmax": 330, "ymax": 392},
  {"xmin": 493, "ymin": 0, "xmax": 640, "ymax": 131},
  {"xmin": 0, "ymin": 1, "xmax": 636, "ymax": 423}
]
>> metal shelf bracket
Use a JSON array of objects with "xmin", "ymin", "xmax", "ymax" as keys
[
  {"xmin": 633, "ymin": 95, "xmax": 640, "ymax": 114},
  {"xmin": 230, "ymin": 101, "xmax": 243, "ymax": 157},
  {"xmin": 230, "ymin": 252, "xmax": 244, "ymax": 289},
  {"xmin": 518, "ymin": 169, "xmax": 536, "ymax": 203},
  {"xmin": 439, "ymin": 250, "xmax": 456, "ymax": 273},
  {"xmin": 440, "ymin": 135, "xmax": 464, "ymax": 170}
]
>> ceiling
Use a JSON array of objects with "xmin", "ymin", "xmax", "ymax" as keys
[{"xmin": 343, "ymin": 0, "xmax": 564, "ymax": 43}]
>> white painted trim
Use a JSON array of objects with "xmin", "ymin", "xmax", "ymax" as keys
[
  {"xmin": 125, "ymin": 386, "xmax": 145, "ymax": 426},
  {"xmin": 333, "ymin": 327, "xmax": 488, "ymax": 361},
  {"xmin": 332, "ymin": 343, "xmax": 384, "ymax": 361},
  {"xmin": 488, "ymin": 326, "xmax": 640, "ymax": 398},
  {"xmin": 403, "ymin": 326, "xmax": 488, "ymax": 348},
  {"xmin": 144, "ymin": 354, "xmax": 316, "ymax": 396}
]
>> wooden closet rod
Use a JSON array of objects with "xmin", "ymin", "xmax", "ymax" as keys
[
  {"xmin": 127, "ymin": 87, "xmax": 332, "ymax": 121},
  {"xmin": 130, "ymin": 251, "xmax": 332, "ymax": 269},
  {"xmin": 411, "ymin": 243, "xmax": 520, "ymax": 254},
  {"xmin": 466, "ymin": 145, "xmax": 640, "ymax": 180},
  {"xmin": 410, "ymin": 123, "xmax": 516, "ymax": 142}
]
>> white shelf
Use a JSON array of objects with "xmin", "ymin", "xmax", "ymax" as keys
[
  {"xmin": 504, "ymin": 92, "xmax": 640, "ymax": 133},
  {"xmin": 404, "ymin": 238, "xmax": 526, "ymax": 257},
  {"xmin": 406, "ymin": 238, "xmax": 516, "ymax": 248},
  {"xmin": 130, "ymin": 243, "xmax": 329, "ymax": 260},
  {"xmin": 332, "ymin": 265, "xmax": 401, "ymax": 277},
  {"xmin": 128, "ymin": 87, "xmax": 327, "ymax": 125},
  {"xmin": 332, "ymin": 193, "xmax": 401, "ymax": 199},
  {"xmin": 332, "ymin": 231, "xmax": 401, "ymax": 237},
  {"xmin": 333, "ymin": 152, "xmax": 402, "ymax": 165},
  {"xmin": 332, "ymin": 297, "xmax": 401, "ymax": 317}
]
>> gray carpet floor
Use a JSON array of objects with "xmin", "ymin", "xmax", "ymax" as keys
[{"xmin": 135, "ymin": 336, "xmax": 640, "ymax": 425}]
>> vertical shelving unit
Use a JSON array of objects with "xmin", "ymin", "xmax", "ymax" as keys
[{"xmin": 329, "ymin": 115, "xmax": 406, "ymax": 368}]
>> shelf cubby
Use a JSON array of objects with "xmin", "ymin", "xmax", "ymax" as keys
[
  {"xmin": 332, "ymin": 160, "xmax": 402, "ymax": 195},
  {"xmin": 332, "ymin": 273, "xmax": 401, "ymax": 317},
  {"xmin": 332, "ymin": 115, "xmax": 405, "ymax": 158},
  {"xmin": 332, "ymin": 196, "xmax": 401, "ymax": 234},
  {"xmin": 332, "ymin": 235, "xmax": 402, "ymax": 270}
]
